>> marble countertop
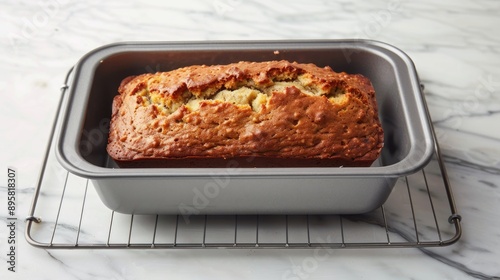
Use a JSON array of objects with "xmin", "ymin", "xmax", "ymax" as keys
[{"xmin": 1, "ymin": 0, "xmax": 500, "ymax": 279}]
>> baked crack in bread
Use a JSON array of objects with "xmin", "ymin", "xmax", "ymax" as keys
[{"xmin": 107, "ymin": 60, "xmax": 383, "ymax": 167}]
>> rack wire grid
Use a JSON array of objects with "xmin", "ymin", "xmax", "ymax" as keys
[{"xmin": 25, "ymin": 69, "xmax": 462, "ymax": 249}]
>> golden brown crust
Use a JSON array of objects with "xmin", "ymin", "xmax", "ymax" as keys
[{"xmin": 106, "ymin": 60, "xmax": 383, "ymax": 167}]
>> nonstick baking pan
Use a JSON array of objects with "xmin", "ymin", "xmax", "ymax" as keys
[{"xmin": 56, "ymin": 40, "xmax": 434, "ymax": 215}]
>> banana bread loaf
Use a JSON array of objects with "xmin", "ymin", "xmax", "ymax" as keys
[{"xmin": 106, "ymin": 60, "xmax": 383, "ymax": 167}]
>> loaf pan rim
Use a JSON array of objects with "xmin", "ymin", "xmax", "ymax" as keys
[{"xmin": 55, "ymin": 39, "xmax": 434, "ymax": 179}]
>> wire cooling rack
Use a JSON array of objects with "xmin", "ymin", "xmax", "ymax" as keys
[{"xmin": 25, "ymin": 69, "xmax": 461, "ymax": 249}]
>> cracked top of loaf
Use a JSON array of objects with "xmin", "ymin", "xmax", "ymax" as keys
[{"xmin": 106, "ymin": 60, "xmax": 384, "ymax": 167}]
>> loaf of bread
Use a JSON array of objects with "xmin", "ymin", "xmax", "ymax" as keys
[{"xmin": 106, "ymin": 60, "xmax": 383, "ymax": 167}]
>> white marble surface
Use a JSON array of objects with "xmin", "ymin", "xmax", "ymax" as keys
[{"xmin": 1, "ymin": 0, "xmax": 500, "ymax": 279}]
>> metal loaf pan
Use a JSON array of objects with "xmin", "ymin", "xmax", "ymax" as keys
[{"xmin": 56, "ymin": 40, "xmax": 434, "ymax": 215}]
